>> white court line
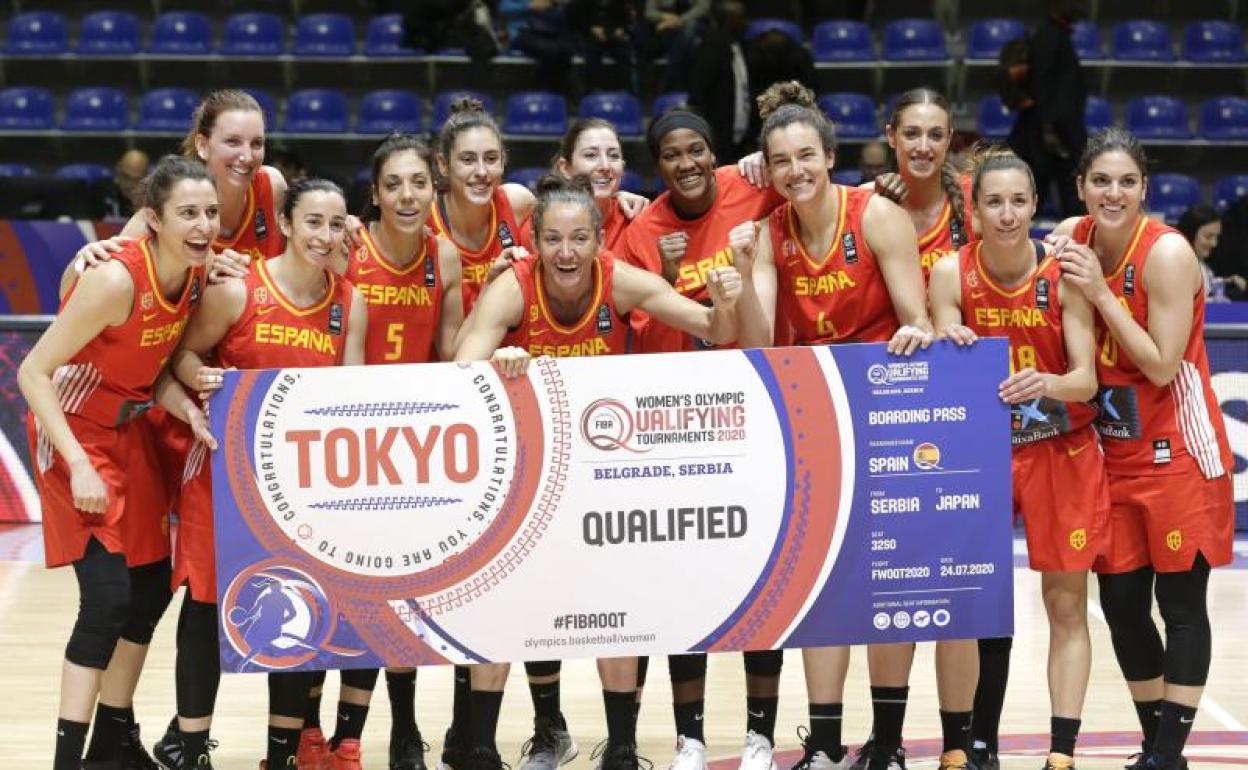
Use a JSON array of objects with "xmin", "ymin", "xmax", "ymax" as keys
[{"xmin": 1085, "ymin": 598, "xmax": 1247, "ymax": 731}]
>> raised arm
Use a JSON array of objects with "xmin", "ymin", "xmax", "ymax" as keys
[
  {"xmin": 613, "ymin": 261, "xmax": 741, "ymax": 346},
  {"xmin": 728, "ymin": 220, "xmax": 778, "ymax": 348}
]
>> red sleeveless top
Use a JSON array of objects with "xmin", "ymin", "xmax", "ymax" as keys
[
  {"xmin": 347, "ymin": 227, "xmax": 442, "ymax": 364},
  {"xmin": 502, "ymin": 250, "xmax": 632, "ymax": 357},
  {"xmin": 430, "ymin": 187, "xmax": 520, "ymax": 314},
  {"xmin": 212, "ymin": 169, "xmax": 285, "ymax": 261}
]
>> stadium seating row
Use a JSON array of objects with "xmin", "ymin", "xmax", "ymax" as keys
[
  {"xmin": 977, "ymin": 94, "xmax": 1248, "ymax": 141},
  {"xmin": 3, "ymin": 11, "xmax": 1244, "ymax": 64}
]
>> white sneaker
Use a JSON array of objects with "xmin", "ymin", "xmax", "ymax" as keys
[
  {"xmin": 739, "ymin": 731, "xmax": 778, "ymax": 770},
  {"xmin": 669, "ymin": 736, "xmax": 707, "ymax": 770}
]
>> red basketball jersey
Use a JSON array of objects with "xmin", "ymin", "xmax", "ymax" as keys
[
  {"xmin": 348, "ymin": 227, "xmax": 442, "ymax": 364},
  {"xmin": 1073, "ymin": 215, "xmax": 1232, "ymax": 477},
  {"xmin": 917, "ymin": 175, "xmax": 976, "ymax": 282},
  {"xmin": 429, "ymin": 187, "xmax": 520, "ymax": 314},
  {"xmin": 958, "ymin": 241, "xmax": 1096, "ymax": 444},
  {"xmin": 212, "ymin": 170, "xmax": 285, "ymax": 261},
  {"xmin": 769, "ymin": 185, "xmax": 898, "ymax": 345},
  {"xmin": 502, "ymin": 251, "xmax": 632, "ymax": 357}
]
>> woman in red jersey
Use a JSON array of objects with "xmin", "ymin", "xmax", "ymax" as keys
[
  {"xmin": 162, "ymin": 178, "xmax": 367, "ymax": 770},
  {"xmin": 454, "ymin": 174, "xmax": 743, "ymax": 770},
  {"xmin": 929, "ymin": 147, "xmax": 1106, "ymax": 770},
  {"xmin": 729, "ymin": 81, "xmax": 936, "ymax": 770},
  {"xmin": 18, "ymin": 156, "xmax": 217, "ymax": 770},
  {"xmin": 1050, "ymin": 127, "xmax": 1235, "ymax": 770}
]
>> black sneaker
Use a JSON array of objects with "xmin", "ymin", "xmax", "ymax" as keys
[
  {"xmin": 792, "ymin": 726, "xmax": 848, "ymax": 770},
  {"xmin": 391, "ymin": 729, "xmax": 431, "ymax": 770},
  {"xmin": 601, "ymin": 743, "xmax": 645, "ymax": 770},
  {"xmin": 970, "ymin": 746, "xmax": 999, "ymax": 770},
  {"xmin": 439, "ymin": 726, "xmax": 470, "ymax": 770},
  {"xmin": 466, "ymin": 746, "xmax": 506, "ymax": 770},
  {"xmin": 849, "ymin": 739, "xmax": 874, "ymax": 770},
  {"xmin": 518, "ymin": 715, "xmax": 578, "ymax": 770},
  {"xmin": 120, "ymin": 724, "xmax": 160, "ymax": 770},
  {"xmin": 866, "ymin": 745, "xmax": 906, "ymax": 770},
  {"xmin": 153, "ymin": 717, "xmax": 181, "ymax": 770},
  {"xmin": 1136, "ymin": 754, "xmax": 1189, "ymax": 770}
]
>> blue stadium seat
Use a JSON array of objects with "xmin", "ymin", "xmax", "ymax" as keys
[
  {"xmin": 137, "ymin": 88, "xmax": 198, "ymax": 132},
  {"xmin": 150, "ymin": 11, "xmax": 212, "ymax": 55},
  {"xmin": 365, "ymin": 14, "xmax": 419, "ymax": 56},
  {"xmin": 0, "ymin": 86, "xmax": 55, "ymax": 129},
  {"xmin": 293, "ymin": 13, "xmax": 355, "ymax": 57},
  {"xmin": 977, "ymin": 95, "xmax": 1016, "ymax": 140},
  {"xmin": 1148, "ymin": 173, "xmax": 1200, "ymax": 221},
  {"xmin": 241, "ymin": 87, "xmax": 278, "ymax": 128},
  {"xmin": 221, "ymin": 12, "xmax": 284, "ymax": 56},
  {"xmin": 1214, "ymin": 175, "xmax": 1248, "ymax": 212},
  {"xmin": 63, "ymin": 87, "xmax": 129, "ymax": 131},
  {"xmin": 579, "ymin": 92, "xmax": 642, "ymax": 136},
  {"xmin": 56, "ymin": 163, "xmax": 113, "ymax": 181},
  {"xmin": 0, "ymin": 163, "xmax": 35, "ymax": 177},
  {"xmin": 1183, "ymin": 20, "xmax": 1246, "ymax": 62},
  {"xmin": 1112, "ymin": 20, "xmax": 1174, "ymax": 61},
  {"xmin": 652, "ymin": 92, "xmax": 688, "ymax": 118},
  {"xmin": 1125, "ymin": 96, "xmax": 1191, "ymax": 139},
  {"xmin": 1071, "ymin": 21, "xmax": 1103, "ymax": 60},
  {"xmin": 283, "ymin": 89, "xmax": 348, "ymax": 133},
  {"xmin": 357, "ymin": 89, "xmax": 423, "ymax": 134},
  {"xmin": 621, "ymin": 171, "xmax": 644, "ymax": 193},
  {"xmin": 832, "ymin": 169, "xmax": 863, "ymax": 186},
  {"xmin": 504, "ymin": 92, "xmax": 567, "ymax": 136},
  {"xmin": 966, "ymin": 18, "xmax": 1026, "ymax": 60},
  {"xmin": 5, "ymin": 11, "xmax": 68, "ymax": 55},
  {"xmin": 746, "ymin": 18, "xmax": 804, "ymax": 45},
  {"xmin": 812, "ymin": 21, "xmax": 873, "ymax": 62},
  {"xmin": 78, "ymin": 10, "xmax": 140, "ymax": 55},
  {"xmin": 505, "ymin": 167, "xmax": 546, "ymax": 191},
  {"xmin": 1085, "ymin": 96, "xmax": 1113, "ymax": 133},
  {"xmin": 882, "ymin": 19, "xmax": 948, "ymax": 61},
  {"xmin": 817, "ymin": 93, "xmax": 878, "ymax": 138},
  {"xmin": 1200, "ymin": 96, "xmax": 1248, "ymax": 140},
  {"xmin": 432, "ymin": 91, "xmax": 495, "ymax": 130}
]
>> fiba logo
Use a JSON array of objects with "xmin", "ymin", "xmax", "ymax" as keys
[
  {"xmin": 913, "ymin": 442, "xmax": 942, "ymax": 470},
  {"xmin": 221, "ymin": 565, "xmax": 333, "ymax": 671},
  {"xmin": 580, "ymin": 398, "xmax": 646, "ymax": 453}
]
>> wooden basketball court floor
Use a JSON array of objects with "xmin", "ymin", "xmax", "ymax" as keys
[{"xmin": 1, "ymin": 525, "xmax": 1245, "ymax": 768}]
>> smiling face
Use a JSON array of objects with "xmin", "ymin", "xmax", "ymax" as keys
[
  {"xmin": 1193, "ymin": 220, "xmax": 1221, "ymax": 260},
  {"xmin": 373, "ymin": 149, "xmax": 435, "ymax": 234},
  {"xmin": 439, "ymin": 126, "xmax": 504, "ymax": 207},
  {"xmin": 195, "ymin": 108, "xmax": 265, "ymax": 194},
  {"xmin": 656, "ymin": 128, "xmax": 717, "ymax": 211},
  {"xmin": 887, "ymin": 102, "xmax": 951, "ymax": 184},
  {"xmin": 765, "ymin": 121, "xmax": 835, "ymax": 205},
  {"xmin": 282, "ymin": 190, "xmax": 347, "ymax": 269},
  {"xmin": 147, "ymin": 178, "xmax": 220, "ymax": 268},
  {"xmin": 1077, "ymin": 150, "xmax": 1147, "ymax": 231},
  {"xmin": 975, "ymin": 168, "xmax": 1036, "ymax": 251},
  {"xmin": 537, "ymin": 201, "xmax": 601, "ymax": 303},
  {"xmin": 560, "ymin": 126, "xmax": 624, "ymax": 199}
]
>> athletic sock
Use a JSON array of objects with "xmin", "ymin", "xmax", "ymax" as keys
[
  {"xmin": 673, "ymin": 700, "xmax": 705, "ymax": 743},
  {"xmin": 305, "ymin": 688, "xmax": 323, "ymax": 730},
  {"xmin": 747, "ymin": 695, "xmax": 779, "ymax": 745},
  {"xmin": 1050, "ymin": 717, "xmax": 1081, "ymax": 757},
  {"xmin": 54, "ymin": 718, "xmax": 89, "ymax": 770},
  {"xmin": 973, "ymin": 638, "xmax": 1012, "ymax": 753},
  {"xmin": 333, "ymin": 701, "xmax": 369, "ymax": 745},
  {"xmin": 1134, "ymin": 699, "xmax": 1163, "ymax": 752},
  {"xmin": 181, "ymin": 729, "xmax": 211, "ymax": 764},
  {"xmin": 387, "ymin": 670, "xmax": 418, "ymax": 740},
  {"xmin": 939, "ymin": 710, "xmax": 973, "ymax": 754},
  {"xmin": 84, "ymin": 702, "xmax": 131, "ymax": 759},
  {"xmin": 469, "ymin": 690, "xmax": 504, "ymax": 751},
  {"xmin": 267, "ymin": 725, "xmax": 302, "ymax": 767},
  {"xmin": 1153, "ymin": 701, "xmax": 1197, "ymax": 768},
  {"xmin": 451, "ymin": 666, "xmax": 472, "ymax": 734},
  {"xmin": 604, "ymin": 690, "xmax": 637, "ymax": 749},
  {"xmin": 870, "ymin": 686, "xmax": 909, "ymax": 755},
  {"xmin": 530, "ymin": 679, "xmax": 561, "ymax": 721},
  {"xmin": 809, "ymin": 702, "xmax": 845, "ymax": 761}
]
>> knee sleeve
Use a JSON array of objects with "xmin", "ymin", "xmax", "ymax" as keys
[
  {"xmin": 1098, "ymin": 568, "xmax": 1165, "ymax": 682},
  {"xmin": 743, "ymin": 649, "xmax": 784, "ymax": 677},
  {"xmin": 668, "ymin": 653, "xmax": 707, "ymax": 684},
  {"xmin": 310, "ymin": 669, "xmax": 327, "ymax": 689},
  {"xmin": 121, "ymin": 558, "xmax": 172, "ymax": 645},
  {"xmin": 340, "ymin": 667, "xmax": 380, "ymax": 691},
  {"xmin": 176, "ymin": 598, "xmax": 221, "ymax": 719},
  {"xmin": 525, "ymin": 661, "xmax": 562, "ymax": 678},
  {"xmin": 1154, "ymin": 554, "xmax": 1212, "ymax": 687},
  {"xmin": 66, "ymin": 539, "xmax": 131, "ymax": 669},
  {"xmin": 270, "ymin": 671, "xmax": 317, "ymax": 719},
  {"xmin": 636, "ymin": 656, "xmax": 649, "ymax": 688},
  {"xmin": 978, "ymin": 636, "xmax": 1012, "ymax": 655}
]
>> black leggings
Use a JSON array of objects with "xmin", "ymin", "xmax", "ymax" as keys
[
  {"xmin": 66, "ymin": 539, "xmax": 171, "ymax": 669},
  {"xmin": 309, "ymin": 668, "xmax": 381, "ymax": 693},
  {"xmin": 175, "ymin": 597, "xmax": 221, "ymax": 719}
]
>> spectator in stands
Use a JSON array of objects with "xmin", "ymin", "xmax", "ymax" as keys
[
  {"xmin": 746, "ymin": 28, "xmax": 815, "ymax": 110},
  {"xmin": 1008, "ymin": 0, "xmax": 1087, "ymax": 219},
  {"xmin": 575, "ymin": 0, "xmax": 638, "ymax": 93},
  {"xmin": 1212, "ymin": 197, "xmax": 1248, "ymax": 301},
  {"xmin": 638, "ymin": 0, "xmax": 710, "ymax": 91},
  {"xmin": 499, "ymin": 0, "xmax": 579, "ymax": 96},
  {"xmin": 745, "ymin": 0, "xmax": 801, "ymax": 21},
  {"xmin": 104, "ymin": 149, "xmax": 149, "ymax": 221},
  {"xmin": 401, "ymin": 0, "xmax": 501, "ymax": 62},
  {"xmin": 268, "ymin": 145, "xmax": 308, "ymax": 184},
  {"xmin": 858, "ymin": 140, "xmax": 889, "ymax": 185},
  {"xmin": 688, "ymin": 0, "xmax": 756, "ymax": 161},
  {"xmin": 1178, "ymin": 203, "xmax": 1244, "ymax": 302}
]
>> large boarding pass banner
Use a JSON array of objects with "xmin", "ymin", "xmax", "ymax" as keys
[{"xmin": 212, "ymin": 341, "xmax": 1014, "ymax": 673}]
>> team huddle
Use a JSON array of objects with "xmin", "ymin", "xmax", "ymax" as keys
[{"xmin": 18, "ymin": 81, "xmax": 1233, "ymax": 770}]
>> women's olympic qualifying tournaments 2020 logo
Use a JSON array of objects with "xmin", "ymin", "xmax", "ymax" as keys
[
  {"xmin": 580, "ymin": 398, "xmax": 646, "ymax": 453},
  {"xmin": 221, "ymin": 564, "xmax": 338, "ymax": 671}
]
